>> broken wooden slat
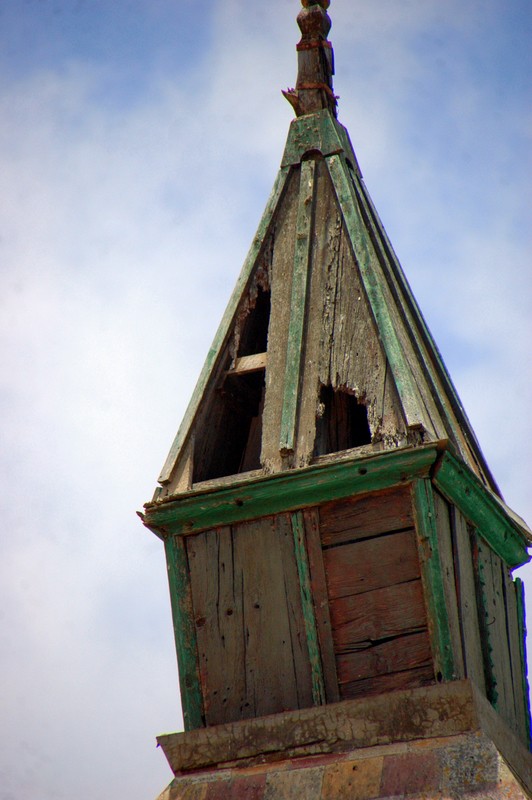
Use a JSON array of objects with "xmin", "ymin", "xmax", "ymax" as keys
[
  {"xmin": 412, "ymin": 479, "xmax": 456, "ymax": 682},
  {"xmin": 228, "ymin": 353, "xmax": 268, "ymax": 375},
  {"xmin": 164, "ymin": 535, "xmax": 204, "ymax": 730},
  {"xmin": 158, "ymin": 165, "xmax": 291, "ymax": 485},
  {"xmin": 326, "ymin": 153, "xmax": 427, "ymax": 434}
]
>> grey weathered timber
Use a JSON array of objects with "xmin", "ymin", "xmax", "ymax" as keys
[
  {"xmin": 157, "ymin": 164, "xmax": 291, "ymax": 486},
  {"xmin": 433, "ymin": 492, "xmax": 465, "ymax": 679},
  {"xmin": 280, "ymin": 159, "xmax": 316, "ymax": 453},
  {"xmin": 452, "ymin": 507, "xmax": 487, "ymax": 695}
]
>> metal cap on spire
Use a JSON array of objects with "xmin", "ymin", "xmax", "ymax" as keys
[{"xmin": 283, "ymin": 0, "xmax": 337, "ymax": 118}]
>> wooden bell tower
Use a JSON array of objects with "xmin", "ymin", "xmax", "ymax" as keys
[{"xmin": 142, "ymin": 3, "xmax": 532, "ymax": 797}]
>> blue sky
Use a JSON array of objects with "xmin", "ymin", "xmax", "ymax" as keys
[{"xmin": 1, "ymin": 1, "xmax": 531, "ymax": 798}]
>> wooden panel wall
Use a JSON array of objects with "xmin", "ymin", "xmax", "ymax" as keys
[
  {"xmin": 186, "ymin": 514, "xmax": 313, "ymax": 726},
  {"xmin": 319, "ymin": 486, "xmax": 434, "ymax": 699},
  {"xmin": 474, "ymin": 534, "xmax": 530, "ymax": 743}
]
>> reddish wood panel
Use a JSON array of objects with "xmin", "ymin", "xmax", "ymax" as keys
[
  {"xmin": 323, "ymin": 529, "xmax": 420, "ymax": 601},
  {"xmin": 330, "ymin": 580, "xmax": 427, "ymax": 652},
  {"xmin": 319, "ymin": 485, "xmax": 413, "ymax": 545},
  {"xmin": 339, "ymin": 665, "xmax": 435, "ymax": 702},
  {"xmin": 337, "ymin": 631, "xmax": 432, "ymax": 684}
]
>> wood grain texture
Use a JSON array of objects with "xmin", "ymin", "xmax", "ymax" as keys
[
  {"xmin": 336, "ymin": 631, "xmax": 432, "ymax": 685},
  {"xmin": 433, "ymin": 492, "xmax": 465, "ymax": 679},
  {"xmin": 165, "ymin": 535, "xmax": 204, "ymax": 730},
  {"xmin": 280, "ymin": 159, "xmax": 316, "ymax": 454},
  {"xmin": 303, "ymin": 508, "xmax": 339, "ymax": 703},
  {"xmin": 319, "ymin": 485, "xmax": 413, "ymax": 545},
  {"xmin": 504, "ymin": 568, "xmax": 529, "ymax": 742},
  {"xmin": 339, "ymin": 665, "xmax": 435, "ymax": 701},
  {"xmin": 452, "ymin": 507, "xmax": 486, "ymax": 695},
  {"xmin": 477, "ymin": 540, "xmax": 515, "ymax": 731},
  {"xmin": 323, "ymin": 529, "xmax": 420, "ymax": 601},
  {"xmin": 412, "ymin": 479, "xmax": 455, "ymax": 681},
  {"xmin": 261, "ymin": 168, "xmax": 300, "ymax": 471},
  {"xmin": 330, "ymin": 580, "xmax": 427, "ymax": 652},
  {"xmin": 187, "ymin": 516, "xmax": 313, "ymax": 726},
  {"xmin": 296, "ymin": 159, "xmax": 407, "ymax": 468}
]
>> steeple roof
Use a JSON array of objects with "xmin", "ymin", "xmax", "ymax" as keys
[{"xmin": 153, "ymin": 0, "xmax": 502, "ymax": 504}]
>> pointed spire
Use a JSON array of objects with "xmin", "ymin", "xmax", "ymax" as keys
[{"xmin": 283, "ymin": 0, "xmax": 338, "ymax": 117}]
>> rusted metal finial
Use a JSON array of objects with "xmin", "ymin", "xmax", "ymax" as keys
[{"xmin": 283, "ymin": 0, "xmax": 337, "ymax": 118}]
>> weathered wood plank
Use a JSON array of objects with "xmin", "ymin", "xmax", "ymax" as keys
[
  {"xmin": 261, "ymin": 168, "xmax": 300, "ymax": 471},
  {"xmin": 515, "ymin": 577, "xmax": 532, "ymax": 746},
  {"xmin": 452, "ymin": 507, "xmax": 486, "ymax": 694},
  {"xmin": 164, "ymin": 535, "xmax": 204, "ymax": 730},
  {"xmin": 477, "ymin": 540, "xmax": 515, "ymax": 729},
  {"xmin": 280, "ymin": 159, "xmax": 316, "ymax": 454},
  {"xmin": 504, "ymin": 569, "xmax": 529, "ymax": 743},
  {"xmin": 145, "ymin": 443, "xmax": 439, "ymax": 536},
  {"xmin": 330, "ymin": 580, "xmax": 427, "ymax": 652},
  {"xmin": 433, "ymin": 492, "xmax": 465, "ymax": 679},
  {"xmin": 323, "ymin": 529, "xmax": 420, "ymax": 601},
  {"xmin": 326, "ymin": 153, "xmax": 430, "ymax": 434},
  {"xmin": 234, "ymin": 516, "xmax": 313, "ymax": 718},
  {"xmin": 291, "ymin": 511, "xmax": 326, "ymax": 705},
  {"xmin": 229, "ymin": 352, "xmax": 268, "ymax": 375},
  {"xmin": 412, "ymin": 479, "xmax": 456, "ymax": 682},
  {"xmin": 187, "ymin": 527, "xmax": 245, "ymax": 725},
  {"xmin": 339, "ymin": 665, "xmax": 435, "ymax": 701},
  {"xmin": 159, "ymin": 165, "xmax": 291, "ymax": 484},
  {"xmin": 336, "ymin": 631, "xmax": 432, "ymax": 684},
  {"xmin": 319, "ymin": 485, "xmax": 413, "ymax": 545},
  {"xmin": 303, "ymin": 508, "xmax": 339, "ymax": 703},
  {"xmin": 434, "ymin": 450, "xmax": 529, "ymax": 568}
]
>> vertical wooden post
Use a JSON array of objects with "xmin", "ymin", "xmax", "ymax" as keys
[
  {"xmin": 412, "ymin": 479, "xmax": 456, "ymax": 682},
  {"xmin": 164, "ymin": 534, "xmax": 204, "ymax": 730},
  {"xmin": 291, "ymin": 511, "xmax": 326, "ymax": 705},
  {"xmin": 280, "ymin": 158, "xmax": 316, "ymax": 453}
]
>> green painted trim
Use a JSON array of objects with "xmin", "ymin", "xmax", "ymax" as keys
[
  {"xmin": 434, "ymin": 451, "xmax": 529, "ymax": 568},
  {"xmin": 291, "ymin": 512, "xmax": 326, "ymax": 705},
  {"xmin": 281, "ymin": 109, "xmax": 359, "ymax": 168},
  {"xmin": 164, "ymin": 536, "xmax": 204, "ymax": 730},
  {"xmin": 280, "ymin": 159, "xmax": 316, "ymax": 452},
  {"xmin": 326, "ymin": 153, "xmax": 425, "ymax": 432},
  {"xmin": 158, "ymin": 165, "xmax": 291, "ymax": 484},
  {"xmin": 515, "ymin": 577, "xmax": 532, "ymax": 748},
  {"xmin": 412, "ymin": 479, "xmax": 456, "ymax": 681},
  {"xmin": 144, "ymin": 443, "xmax": 439, "ymax": 535},
  {"xmin": 354, "ymin": 175, "xmax": 500, "ymax": 496}
]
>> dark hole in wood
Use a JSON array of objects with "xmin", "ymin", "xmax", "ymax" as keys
[
  {"xmin": 193, "ymin": 370, "xmax": 265, "ymax": 482},
  {"xmin": 238, "ymin": 288, "xmax": 271, "ymax": 356},
  {"xmin": 314, "ymin": 384, "xmax": 371, "ymax": 456}
]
